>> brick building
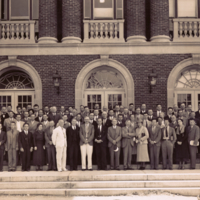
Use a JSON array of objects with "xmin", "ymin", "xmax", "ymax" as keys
[{"xmin": 0, "ymin": 0, "xmax": 200, "ymax": 113}]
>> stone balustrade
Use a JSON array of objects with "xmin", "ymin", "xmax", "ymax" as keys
[
  {"xmin": 0, "ymin": 21, "xmax": 36, "ymax": 44},
  {"xmin": 173, "ymin": 18, "xmax": 200, "ymax": 42},
  {"xmin": 83, "ymin": 20, "xmax": 125, "ymax": 43}
]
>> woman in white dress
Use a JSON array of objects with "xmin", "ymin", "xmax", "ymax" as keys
[{"xmin": 136, "ymin": 119, "xmax": 149, "ymax": 170}]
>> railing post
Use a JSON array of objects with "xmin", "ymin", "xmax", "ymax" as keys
[
  {"xmin": 83, "ymin": 20, "xmax": 89, "ymax": 42},
  {"xmin": 119, "ymin": 20, "xmax": 124, "ymax": 40},
  {"xmin": 173, "ymin": 19, "xmax": 179, "ymax": 42},
  {"xmin": 29, "ymin": 22, "xmax": 35, "ymax": 42}
]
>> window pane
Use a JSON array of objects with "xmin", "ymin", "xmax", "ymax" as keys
[
  {"xmin": 10, "ymin": 0, "xmax": 29, "ymax": 19},
  {"xmin": 18, "ymin": 96, "xmax": 22, "ymax": 102},
  {"xmin": 28, "ymin": 96, "xmax": 32, "ymax": 102},
  {"xmin": 169, "ymin": 0, "xmax": 175, "ymax": 17},
  {"xmin": 178, "ymin": 0, "xmax": 197, "ymax": 17},
  {"xmin": 23, "ymin": 96, "xmax": 26, "ymax": 102}
]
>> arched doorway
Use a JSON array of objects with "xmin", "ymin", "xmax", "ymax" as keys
[
  {"xmin": 0, "ymin": 70, "xmax": 35, "ymax": 112},
  {"xmin": 174, "ymin": 67, "xmax": 200, "ymax": 111},
  {"xmin": 0, "ymin": 59, "xmax": 42, "ymax": 111},
  {"xmin": 75, "ymin": 58, "xmax": 134, "ymax": 110}
]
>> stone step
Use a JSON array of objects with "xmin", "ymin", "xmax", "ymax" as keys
[
  {"xmin": 1, "ymin": 180, "xmax": 200, "ymax": 189},
  {"xmin": 3, "ymin": 163, "xmax": 200, "ymax": 171},
  {"xmin": 0, "ymin": 187, "xmax": 200, "ymax": 197},
  {"xmin": 1, "ymin": 171, "xmax": 200, "ymax": 182}
]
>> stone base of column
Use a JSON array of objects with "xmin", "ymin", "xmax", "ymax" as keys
[
  {"xmin": 62, "ymin": 37, "xmax": 82, "ymax": 43},
  {"xmin": 127, "ymin": 36, "xmax": 146, "ymax": 43},
  {"xmin": 38, "ymin": 37, "xmax": 58, "ymax": 43},
  {"xmin": 150, "ymin": 35, "xmax": 170, "ymax": 42}
]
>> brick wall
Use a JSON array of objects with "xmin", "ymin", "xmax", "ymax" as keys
[
  {"xmin": 126, "ymin": 0, "xmax": 146, "ymax": 38},
  {"xmin": 0, "ymin": 54, "xmax": 192, "ymax": 113},
  {"xmin": 62, "ymin": 0, "xmax": 83, "ymax": 39},
  {"xmin": 150, "ymin": 0, "xmax": 169, "ymax": 37},
  {"xmin": 39, "ymin": 0, "xmax": 57, "ymax": 38}
]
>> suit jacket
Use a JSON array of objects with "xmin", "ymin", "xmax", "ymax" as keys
[
  {"xmin": 142, "ymin": 119, "xmax": 151, "ymax": 129},
  {"xmin": 135, "ymin": 114, "xmax": 143, "ymax": 121},
  {"xmin": 123, "ymin": 113, "xmax": 130, "ymax": 120},
  {"xmin": 148, "ymin": 126, "xmax": 161, "ymax": 147},
  {"xmin": 76, "ymin": 120, "xmax": 82, "ymax": 128},
  {"xmin": 28, "ymin": 120, "xmax": 39, "ymax": 134},
  {"xmin": 186, "ymin": 125, "xmax": 200, "ymax": 145},
  {"xmin": 154, "ymin": 111, "xmax": 165, "ymax": 118},
  {"xmin": 4, "ymin": 118, "xmax": 17, "ymax": 131},
  {"xmin": 107, "ymin": 126, "xmax": 121, "ymax": 148},
  {"xmin": 94, "ymin": 125, "xmax": 107, "ymax": 146},
  {"xmin": 52, "ymin": 126, "xmax": 67, "ymax": 148},
  {"xmin": 121, "ymin": 126, "xmax": 135, "ymax": 148},
  {"xmin": 195, "ymin": 110, "xmax": 200, "ymax": 119},
  {"xmin": 79, "ymin": 123, "xmax": 94, "ymax": 146},
  {"xmin": 89, "ymin": 120, "xmax": 97, "ymax": 128},
  {"xmin": 67, "ymin": 126, "xmax": 80, "ymax": 147},
  {"xmin": 148, "ymin": 115, "xmax": 154, "ymax": 121},
  {"xmin": 18, "ymin": 131, "xmax": 33, "ymax": 149},
  {"xmin": 117, "ymin": 121, "xmax": 125, "ymax": 128},
  {"xmin": 102, "ymin": 118, "xmax": 112, "ymax": 128},
  {"xmin": 22, "ymin": 117, "xmax": 30, "ymax": 123},
  {"xmin": 164, "ymin": 115, "xmax": 173, "ymax": 123},
  {"xmin": 42, "ymin": 121, "xmax": 50, "ymax": 131},
  {"xmin": 187, "ymin": 118, "xmax": 200, "ymax": 127},
  {"xmin": 170, "ymin": 121, "xmax": 178, "ymax": 130},
  {"xmin": 0, "ymin": 130, "xmax": 7, "ymax": 150},
  {"xmin": 1, "ymin": 113, "xmax": 9, "ymax": 129},
  {"xmin": 44, "ymin": 126, "xmax": 54, "ymax": 148},
  {"xmin": 6, "ymin": 129, "xmax": 19, "ymax": 151},
  {"xmin": 140, "ymin": 110, "xmax": 147, "ymax": 115},
  {"xmin": 161, "ymin": 126, "xmax": 176, "ymax": 145},
  {"xmin": 48, "ymin": 113, "xmax": 62, "ymax": 126},
  {"xmin": 35, "ymin": 116, "xmax": 44, "ymax": 123}
]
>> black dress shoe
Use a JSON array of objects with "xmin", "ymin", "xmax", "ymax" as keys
[
  {"xmin": 89, "ymin": 169, "xmax": 93, "ymax": 171},
  {"xmin": 82, "ymin": 169, "xmax": 85, "ymax": 171},
  {"xmin": 123, "ymin": 167, "xmax": 127, "ymax": 170},
  {"xmin": 12, "ymin": 169, "xmax": 16, "ymax": 172}
]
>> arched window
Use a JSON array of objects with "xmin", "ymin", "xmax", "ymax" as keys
[{"xmin": 0, "ymin": 71, "xmax": 34, "ymax": 89}]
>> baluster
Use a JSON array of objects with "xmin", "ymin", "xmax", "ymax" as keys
[
  {"xmin": 105, "ymin": 23, "xmax": 108, "ymax": 38},
  {"xmin": 25, "ymin": 23, "xmax": 29, "ymax": 39},
  {"xmin": 16, "ymin": 24, "xmax": 19, "ymax": 39},
  {"xmin": 179, "ymin": 21, "xmax": 183, "ymax": 38},
  {"xmin": 194, "ymin": 21, "xmax": 197, "ymax": 37},
  {"xmin": 183, "ymin": 22, "xmax": 188, "ymax": 38},
  {"xmin": 114, "ymin": 22, "xmax": 118, "ymax": 39},
  {"xmin": 90, "ymin": 23, "xmax": 94, "ymax": 39},
  {"xmin": 95, "ymin": 23, "xmax": 99, "ymax": 39},
  {"xmin": 10, "ymin": 23, "xmax": 14, "ymax": 40},
  {"xmin": 1, "ymin": 24, "xmax": 5, "ymax": 39},
  {"xmin": 189, "ymin": 21, "xmax": 192, "ymax": 38},
  {"xmin": 110, "ymin": 23, "xmax": 113, "ymax": 39},
  {"xmin": 6, "ymin": 23, "xmax": 11, "ymax": 39},
  {"xmin": 21, "ymin": 23, "xmax": 24, "ymax": 39},
  {"xmin": 100, "ymin": 23, "xmax": 103, "ymax": 39}
]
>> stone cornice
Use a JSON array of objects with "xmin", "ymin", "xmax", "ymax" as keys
[{"xmin": 0, "ymin": 42, "xmax": 199, "ymax": 55}]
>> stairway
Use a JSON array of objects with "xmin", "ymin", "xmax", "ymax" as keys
[{"xmin": 0, "ymin": 170, "xmax": 200, "ymax": 197}]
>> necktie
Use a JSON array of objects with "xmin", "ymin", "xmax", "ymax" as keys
[
  {"xmin": 103, "ymin": 119, "xmax": 106, "ymax": 125},
  {"xmin": 166, "ymin": 127, "xmax": 168, "ymax": 137}
]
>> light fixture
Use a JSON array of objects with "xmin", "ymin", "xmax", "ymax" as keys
[
  {"xmin": 52, "ymin": 70, "xmax": 61, "ymax": 95},
  {"xmin": 148, "ymin": 69, "xmax": 157, "ymax": 93},
  {"xmin": 100, "ymin": 0, "xmax": 105, "ymax": 3}
]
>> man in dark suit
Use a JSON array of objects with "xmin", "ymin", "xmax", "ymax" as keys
[
  {"xmin": 102, "ymin": 112, "xmax": 112, "ymax": 128},
  {"xmin": 140, "ymin": 104, "xmax": 147, "ymax": 115},
  {"xmin": 122, "ymin": 119, "xmax": 135, "ymax": 170},
  {"xmin": 79, "ymin": 116, "xmax": 94, "ymax": 171},
  {"xmin": 1, "ymin": 106, "xmax": 9, "ymax": 131},
  {"xmin": 75, "ymin": 114, "xmax": 82, "ymax": 128},
  {"xmin": 186, "ymin": 118, "xmax": 200, "ymax": 169},
  {"xmin": 48, "ymin": 106, "xmax": 62, "ymax": 126},
  {"xmin": 148, "ymin": 118, "xmax": 161, "ymax": 169},
  {"xmin": 128, "ymin": 103, "xmax": 135, "ymax": 115},
  {"xmin": 35, "ymin": 109, "xmax": 44, "ymax": 123},
  {"xmin": 0, "ymin": 123, "xmax": 7, "ymax": 171},
  {"xmin": 89, "ymin": 113, "xmax": 97, "ymax": 128},
  {"xmin": 44, "ymin": 120, "xmax": 56, "ymax": 171},
  {"xmin": 18, "ymin": 123, "xmax": 33, "ymax": 171},
  {"xmin": 188, "ymin": 112, "xmax": 200, "ymax": 127},
  {"xmin": 94, "ymin": 118, "xmax": 107, "ymax": 170},
  {"xmin": 107, "ymin": 118, "xmax": 121, "ymax": 170},
  {"xmin": 161, "ymin": 119, "xmax": 176, "ymax": 170},
  {"xmin": 195, "ymin": 104, "xmax": 200, "ymax": 119},
  {"xmin": 164, "ymin": 107, "xmax": 174, "ymax": 123},
  {"xmin": 117, "ymin": 114, "xmax": 125, "ymax": 128},
  {"xmin": 22, "ymin": 111, "xmax": 29, "ymax": 123},
  {"xmin": 148, "ymin": 109, "xmax": 154, "ymax": 121},
  {"xmin": 67, "ymin": 118, "xmax": 80, "ymax": 171}
]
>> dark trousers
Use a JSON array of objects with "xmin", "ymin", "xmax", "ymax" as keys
[
  {"xmin": 0, "ymin": 149, "xmax": 4, "ymax": 171},
  {"xmin": 95, "ymin": 143, "xmax": 107, "ymax": 170},
  {"xmin": 189, "ymin": 145, "xmax": 197, "ymax": 169},
  {"xmin": 47, "ymin": 145, "xmax": 56, "ymax": 170},
  {"xmin": 162, "ymin": 140, "xmax": 173, "ymax": 169},
  {"xmin": 21, "ymin": 146, "xmax": 31, "ymax": 171},
  {"xmin": 123, "ymin": 142, "xmax": 133, "ymax": 168},
  {"xmin": 69, "ymin": 144, "xmax": 79, "ymax": 170},
  {"xmin": 109, "ymin": 146, "xmax": 120, "ymax": 169},
  {"xmin": 150, "ymin": 145, "xmax": 160, "ymax": 169}
]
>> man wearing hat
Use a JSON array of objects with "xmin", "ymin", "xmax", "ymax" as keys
[{"xmin": 107, "ymin": 118, "xmax": 122, "ymax": 170}]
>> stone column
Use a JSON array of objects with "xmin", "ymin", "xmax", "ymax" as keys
[
  {"xmin": 150, "ymin": 0, "xmax": 170, "ymax": 42},
  {"xmin": 62, "ymin": 0, "xmax": 82, "ymax": 43},
  {"xmin": 38, "ymin": 0, "xmax": 57, "ymax": 43},
  {"xmin": 126, "ymin": 0, "xmax": 146, "ymax": 43}
]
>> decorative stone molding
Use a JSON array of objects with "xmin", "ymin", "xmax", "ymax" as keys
[
  {"xmin": 192, "ymin": 54, "xmax": 200, "ymax": 65},
  {"xmin": 75, "ymin": 57, "xmax": 135, "ymax": 110},
  {"xmin": 38, "ymin": 37, "xmax": 58, "ymax": 44},
  {"xmin": 61, "ymin": 37, "xmax": 82, "ymax": 43},
  {"xmin": 127, "ymin": 36, "xmax": 147, "ymax": 43},
  {"xmin": 0, "ymin": 59, "xmax": 42, "ymax": 108},
  {"xmin": 151, "ymin": 35, "xmax": 170, "ymax": 43}
]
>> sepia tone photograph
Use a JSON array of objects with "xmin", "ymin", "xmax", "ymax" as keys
[{"xmin": 0, "ymin": 0, "xmax": 200, "ymax": 199}]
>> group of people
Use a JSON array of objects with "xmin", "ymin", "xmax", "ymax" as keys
[{"xmin": 0, "ymin": 102, "xmax": 199, "ymax": 172}]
